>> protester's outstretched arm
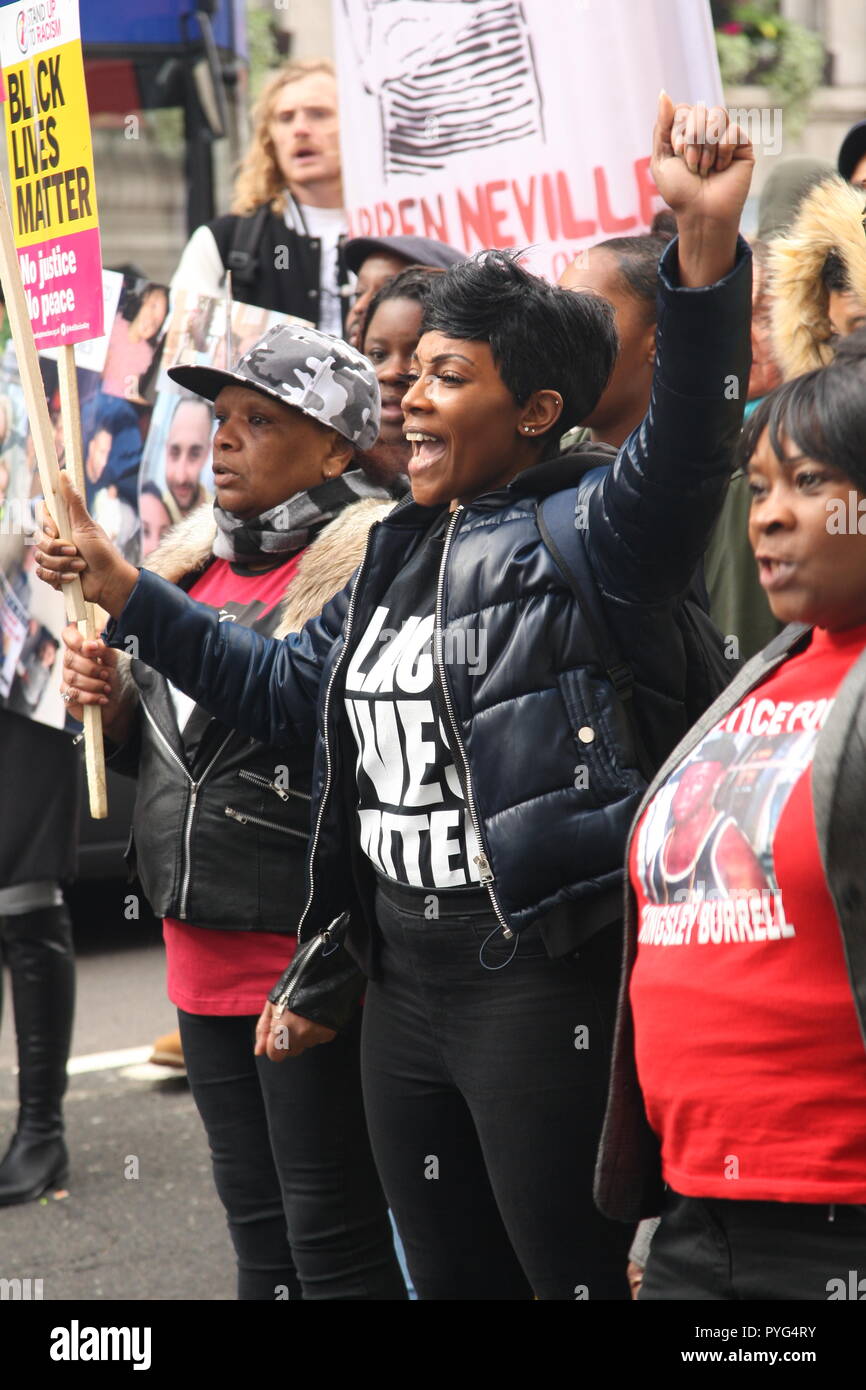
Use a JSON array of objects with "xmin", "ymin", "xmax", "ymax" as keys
[
  {"xmin": 587, "ymin": 94, "xmax": 754, "ymax": 605},
  {"xmin": 35, "ymin": 473, "xmax": 348, "ymax": 748}
]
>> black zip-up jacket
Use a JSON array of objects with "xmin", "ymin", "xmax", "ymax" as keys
[
  {"xmin": 107, "ymin": 237, "xmax": 752, "ymax": 972},
  {"xmin": 113, "ymin": 639, "xmax": 314, "ymax": 934}
]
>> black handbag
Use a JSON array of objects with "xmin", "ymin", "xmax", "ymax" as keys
[{"xmin": 268, "ymin": 912, "xmax": 365, "ymax": 1033}]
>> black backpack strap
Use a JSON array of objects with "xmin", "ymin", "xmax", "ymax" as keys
[
  {"xmin": 537, "ymin": 491, "xmax": 654, "ymax": 779},
  {"xmin": 221, "ymin": 205, "xmax": 271, "ymax": 291}
]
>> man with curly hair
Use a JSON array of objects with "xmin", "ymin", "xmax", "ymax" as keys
[{"xmin": 172, "ymin": 61, "xmax": 349, "ymax": 335}]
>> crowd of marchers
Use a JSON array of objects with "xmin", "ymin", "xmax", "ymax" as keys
[{"xmin": 3, "ymin": 58, "xmax": 865, "ymax": 1304}]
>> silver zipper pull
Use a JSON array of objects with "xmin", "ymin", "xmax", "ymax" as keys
[
  {"xmin": 271, "ymin": 781, "xmax": 290, "ymax": 802},
  {"xmin": 473, "ymin": 852, "xmax": 494, "ymax": 884},
  {"xmin": 225, "ymin": 807, "xmax": 248, "ymax": 824}
]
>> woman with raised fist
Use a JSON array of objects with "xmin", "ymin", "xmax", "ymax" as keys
[{"xmin": 37, "ymin": 97, "xmax": 754, "ymax": 1300}]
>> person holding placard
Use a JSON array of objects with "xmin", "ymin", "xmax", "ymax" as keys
[{"xmin": 53, "ymin": 324, "xmax": 405, "ymax": 1301}]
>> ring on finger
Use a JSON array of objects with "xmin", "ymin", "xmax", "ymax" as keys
[{"xmin": 62, "ymin": 689, "xmax": 73, "ymax": 705}]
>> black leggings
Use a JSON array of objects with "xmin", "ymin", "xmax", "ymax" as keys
[
  {"xmin": 177, "ymin": 1007, "xmax": 407, "ymax": 1300},
  {"xmin": 360, "ymin": 880, "xmax": 634, "ymax": 1300}
]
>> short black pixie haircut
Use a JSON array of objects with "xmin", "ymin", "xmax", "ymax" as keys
[
  {"xmin": 739, "ymin": 327, "xmax": 866, "ymax": 494},
  {"xmin": 421, "ymin": 250, "xmax": 618, "ymax": 442},
  {"xmin": 360, "ymin": 265, "xmax": 443, "ymax": 352}
]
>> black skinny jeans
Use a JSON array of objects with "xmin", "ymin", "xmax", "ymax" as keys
[
  {"xmin": 177, "ymin": 1007, "xmax": 407, "ymax": 1301},
  {"xmin": 360, "ymin": 879, "xmax": 634, "ymax": 1300}
]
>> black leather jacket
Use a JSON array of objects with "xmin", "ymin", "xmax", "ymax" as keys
[
  {"xmin": 108, "ymin": 238, "xmax": 752, "ymax": 972},
  {"xmin": 110, "ymin": 575, "xmax": 313, "ymax": 933},
  {"xmin": 107, "ymin": 494, "xmax": 392, "ymax": 932}
]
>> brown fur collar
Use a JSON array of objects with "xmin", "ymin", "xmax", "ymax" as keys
[
  {"xmin": 143, "ymin": 496, "xmax": 394, "ymax": 637},
  {"xmin": 770, "ymin": 176, "xmax": 866, "ymax": 380}
]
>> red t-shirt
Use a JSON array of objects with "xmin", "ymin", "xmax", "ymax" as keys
[
  {"xmin": 163, "ymin": 555, "xmax": 302, "ymax": 1016},
  {"xmin": 629, "ymin": 622, "xmax": 866, "ymax": 1203}
]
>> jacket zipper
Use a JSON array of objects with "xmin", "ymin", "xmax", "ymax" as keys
[
  {"xmin": 435, "ymin": 507, "xmax": 514, "ymax": 940},
  {"xmin": 139, "ymin": 699, "xmax": 235, "ymax": 920},
  {"xmin": 294, "ymin": 548, "xmax": 373, "ymax": 943},
  {"xmin": 224, "ymin": 806, "xmax": 307, "ymax": 840},
  {"xmin": 237, "ymin": 768, "xmax": 292, "ymax": 801}
]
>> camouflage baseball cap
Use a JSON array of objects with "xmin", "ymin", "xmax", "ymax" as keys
[{"xmin": 167, "ymin": 323, "xmax": 381, "ymax": 451}]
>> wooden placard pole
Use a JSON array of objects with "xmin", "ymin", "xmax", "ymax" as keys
[
  {"xmin": 0, "ymin": 170, "xmax": 108, "ymax": 817},
  {"xmin": 57, "ymin": 348, "xmax": 108, "ymax": 819}
]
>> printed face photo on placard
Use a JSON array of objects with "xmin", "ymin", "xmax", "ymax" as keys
[
  {"xmin": 31, "ymin": 273, "xmax": 167, "ymax": 568},
  {"xmin": 0, "ymin": 360, "xmax": 66, "ymax": 729},
  {"xmin": 100, "ymin": 281, "xmax": 170, "ymax": 404},
  {"xmin": 138, "ymin": 389, "xmax": 215, "ymax": 545}
]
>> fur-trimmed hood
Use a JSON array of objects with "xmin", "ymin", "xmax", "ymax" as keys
[
  {"xmin": 143, "ymin": 495, "xmax": 394, "ymax": 638},
  {"xmin": 770, "ymin": 175, "xmax": 866, "ymax": 380}
]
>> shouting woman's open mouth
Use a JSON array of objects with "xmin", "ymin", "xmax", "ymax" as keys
[{"xmin": 405, "ymin": 430, "xmax": 447, "ymax": 474}]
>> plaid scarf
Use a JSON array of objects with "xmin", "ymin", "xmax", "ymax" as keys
[{"xmin": 212, "ymin": 472, "xmax": 389, "ymax": 561}]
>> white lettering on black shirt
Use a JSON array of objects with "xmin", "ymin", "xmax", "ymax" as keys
[{"xmin": 343, "ymin": 524, "xmax": 481, "ymax": 890}]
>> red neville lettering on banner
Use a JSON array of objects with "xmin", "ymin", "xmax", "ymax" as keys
[
  {"xmin": 594, "ymin": 166, "xmax": 638, "ymax": 233},
  {"xmin": 457, "ymin": 175, "xmax": 576, "ymax": 247},
  {"xmin": 350, "ymin": 161, "xmax": 660, "ymax": 254},
  {"xmin": 421, "ymin": 197, "xmax": 448, "ymax": 242},
  {"xmin": 557, "ymin": 172, "xmax": 595, "ymax": 239},
  {"xmin": 457, "ymin": 185, "xmax": 493, "ymax": 246},
  {"xmin": 397, "ymin": 199, "xmax": 416, "ymax": 234},
  {"xmin": 486, "ymin": 181, "xmax": 514, "ymax": 246},
  {"xmin": 513, "ymin": 177, "xmax": 536, "ymax": 240}
]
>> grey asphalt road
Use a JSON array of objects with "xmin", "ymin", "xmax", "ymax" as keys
[{"xmin": 0, "ymin": 880, "xmax": 235, "ymax": 1302}]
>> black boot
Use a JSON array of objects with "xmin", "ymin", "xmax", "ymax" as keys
[{"xmin": 0, "ymin": 904, "xmax": 75, "ymax": 1206}]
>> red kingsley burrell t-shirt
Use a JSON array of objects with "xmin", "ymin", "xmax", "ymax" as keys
[
  {"xmin": 629, "ymin": 623, "xmax": 866, "ymax": 1204},
  {"xmin": 163, "ymin": 556, "xmax": 302, "ymax": 1016}
]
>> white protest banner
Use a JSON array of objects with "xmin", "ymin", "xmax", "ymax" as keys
[{"xmin": 334, "ymin": 0, "xmax": 723, "ymax": 281}]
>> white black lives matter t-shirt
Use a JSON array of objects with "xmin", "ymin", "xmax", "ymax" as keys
[{"xmin": 343, "ymin": 518, "xmax": 484, "ymax": 891}]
